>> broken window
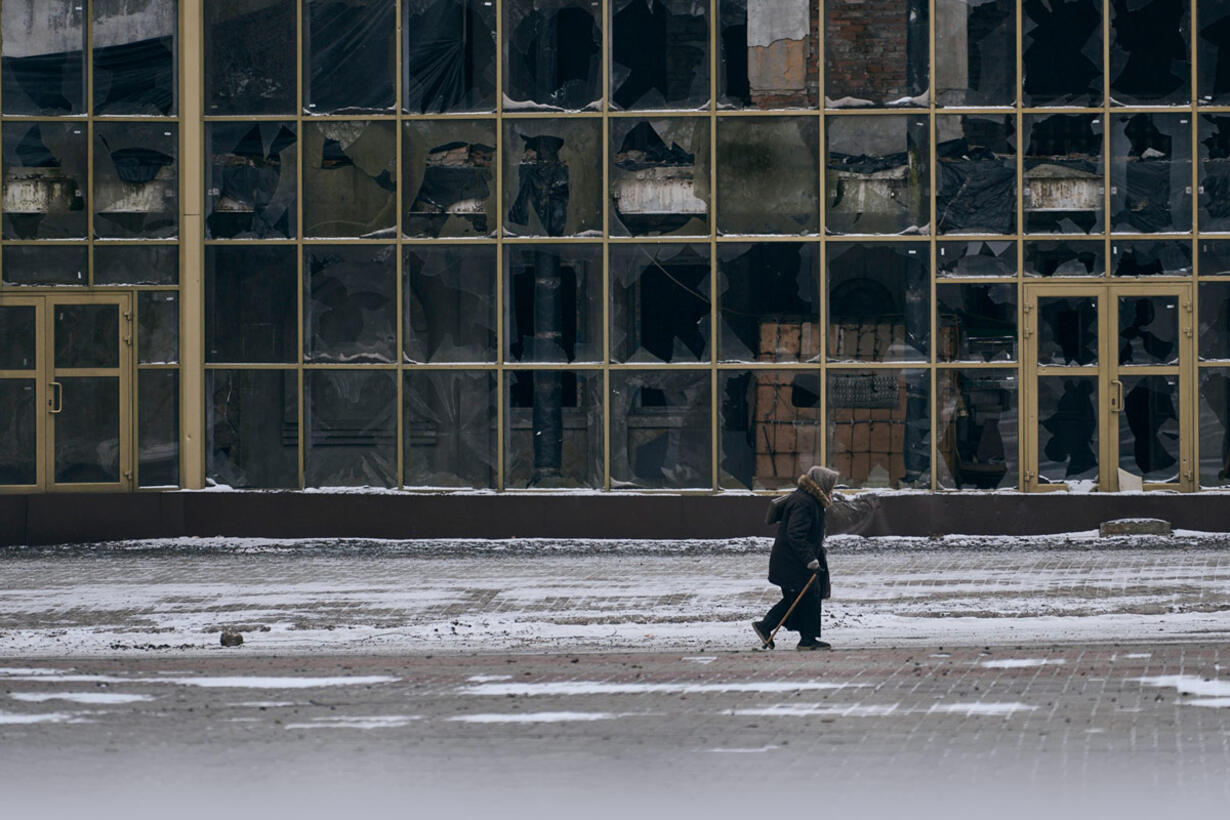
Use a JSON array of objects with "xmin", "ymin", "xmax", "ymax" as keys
[
  {"xmin": 1037, "ymin": 295, "xmax": 1098, "ymax": 365},
  {"xmin": 404, "ymin": 0, "xmax": 497, "ymax": 113},
  {"xmin": 404, "ymin": 370, "xmax": 497, "ymax": 488},
  {"xmin": 1199, "ymin": 1, "xmax": 1230, "ymax": 105},
  {"xmin": 611, "ymin": 0, "xmax": 708, "ymax": 110},
  {"xmin": 1199, "ymin": 282, "xmax": 1230, "ymax": 360},
  {"xmin": 304, "ymin": 370, "xmax": 396, "ymax": 487},
  {"xmin": 826, "ymin": 115, "xmax": 930, "ymax": 235},
  {"xmin": 505, "ymin": 244, "xmax": 602, "ymax": 363},
  {"xmin": 304, "ymin": 245, "xmax": 396, "ymax": 364},
  {"xmin": 205, "ymin": 246, "xmax": 297, "ymax": 363},
  {"xmin": 1, "ymin": 0, "xmax": 85, "ymax": 115},
  {"xmin": 403, "ymin": 120, "xmax": 496, "ymax": 238},
  {"xmin": 503, "ymin": 119, "xmax": 601, "ymax": 237},
  {"xmin": 827, "ymin": 243, "xmax": 929, "ymax": 362},
  {"xmin": 610, "ymin": 118, "xmax": 709, "ymax": 237},
  {"xmin": 716, "ymin": 116, "xmax": 819, "ymax": 235},
  {"xmin": 1200, "ymin": 240, "xmax": 1230, "ymax": 276},
  {"xmin": 504, "ymin": 0, "xmax": 602, "ymax": 111},
  {"xmin": 206, "ymin": 122, "xmax": 297, "ymax": 239},
  {"xmin": 1110, "ymin": 0, "xmax": 1190, "ymax": 105},
  {"xmin": 1025, "ymin": 240, "xmax": 1105, "ymax": 277},
  {"xmin": 1118, "ymin": 295, "xmax": 1178, "ymax": 365},
  {"xmin": 404, "ymin": 245, "xmax": 497, "ymax": 363},
  {"xmin": 1, "ymin": 245, "xmax": 87, "ymax": 286},
  {"xmin": 1199, "ymin": 114, "xmax": 1230, "ymax": 231},
  {"xmin": 304, "ymin": 0, "xmax": 396, "ymax": 114},
  {"xmin": 2, "ymin": 122, "xmax": 87, "ymax": 239},
  {"xmin": 93, "ymin": 123, "xmax": 177, "ymax": 239},
  {"xmin": 94, "ymin": 244, "xmax": 178, "ymax": 286},
  {"xmin": 0, "ymin": 373, "xmax": 36, "ymax": 483},
  {"xmin": 937, "ymin": 240, "xmax": 1016, "ymax": 278},
  {"xmin": 1110, "ymin": 113, "xmax": 1192, "ymax": 234},
  {"xmin": 138, "ymin": 370, "xmax": 178, "ymax": 486},
  {"xmin": 610, "ymin": 243, "xmax": 710, "ymax": 364},
  {"xmin": 937, "ymin": 114, "xmax": 1015, "ymax": 235},
  {"xmin": 827, "ymin": 369, "xmax": 930, "ymax": 489},
  {"xmin": 717, "ymin": 242, "xmax": 819, "ymax": 363},
  {"xmin": 937, "ymin": 283, "xmax": 1017, "ymax": 362},
  {"xmin": 138, "ymin": 292, "xmax": 178, "ymax": 364},
  {"xmin": 303, "ymin": 121, "xmax": 397, "ymax": 238},
  {"xmin": 1119, "ymin": 374, "xmax": 1180, "ymax": 481},
  {"xmin": 1199, "ymin": 367, "xmax": 1230, "ymax": 485},
  {"xmin": 610, "ymin": 369, "xmax": 711, "ymax": 489},
  {"xmin": 1023, "ymin": 0, "xmax": 1102, "ymax": 106},
  {"xmin": 505, "ymin": 369, "xmax": 603, "ymax": 488},
  {"xmin": 1023, "ymin": 114, "xmax": 1103, "ymax": 234},
  {"xmin": 1111, "ymin": 240, "xmax": 1192, "ymax": 277},
  {"xmin": 938, "ymin": 369, "xmax": 1017, "ymax": 490},
  {"xmin": 1037, "ymin": 375, "xmax": 1099, "ymax": 484},
  {"xmin": 825, "ymin": 0, "xmax": 928, "ymax": 107},
  {"xmin": 719, "ymin": 0, "xmax": 818, "ymax": 109},
  {"xmin": 719, "ymin": 369, "xmax": 821, "ymax": 491},
  {"xmin": 205, "ymin": 0, "xmax": 296, "ymax": 115},
  {"xmin": 206, "ymin": 369, "xmax": 298, "ymax": 488},
  {"xmin": 92, "ymin": 0, "xmax": 177, "ymax": 115},
  {"xmin": 935, "ymin": 0, "xmax": 1016, "ymax": 106}
]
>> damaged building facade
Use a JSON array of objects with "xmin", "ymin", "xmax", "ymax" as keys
[{"xmin": 3, "ymin": 0, "xmax": 1230, "ymax": 519}]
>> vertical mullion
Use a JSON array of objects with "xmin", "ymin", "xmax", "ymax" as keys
[
  {"xmin": 1016, "ymin": 0, "xmax": 1026, "ymax": 490},
  {"xmin": 1191, "ymin": 0, "xmax": 1200, "ymax": 490},
  {"xmin": 817, "ymin": 1, "xmax": 827, "ymax": 474},
  {"xmin": 1102, "ymin": 0, "xmax": 1113, "ymax": 489},
  {"xmin": 709, "ymin": 0, "xmax": 719, "ymax": 490},
  {"xmin": 602, "ymin": 0, "xmax": 611, "ymax": 490},
  {"xmin": 928, "ymin": 0, "xmax": 937, "ymax": 491},
  {"xmin": 395, "ymin": 1, "xmax": 405, "ymax": 489},
  {"xmin": 297, "ymin": 0, "xmax": 306, "ymax": 489},
  {"xmin": 495, "ymin": 1, "xmax": 505, "ymax": 491},
  {"xmin": 180, "ymin": 0, "xmax": 205, "ymax": 489}
]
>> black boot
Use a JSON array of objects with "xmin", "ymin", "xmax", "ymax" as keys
[
  {"xmin": 751, "ymin": 620, "xmax": 775, "ymax": 649},
  {"xmin": 796, "ymin": 637, "xmax": 831, "ymax": 651}
]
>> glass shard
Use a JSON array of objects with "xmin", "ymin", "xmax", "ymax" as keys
[
  {"xmin": 611, "ymin": 243, "xmax": 711, "ymax": 364},
  {"xmin": 936, "ymin": 0, "xmax": 1016, "ymax": 106},
  {"xmin": 93, "ymin": 123, "xmax": 178, "ymax": 239},
  {"xmin": 303, "ymin": 121, "xmax": 397, "ymax": 238},
  {"xmin": 2, "ymin": 122, "xmax": 88, "ymax": 240},
  {"xmin": 138, "ymin": 370, "xmax": 179, "ymax": 486},
  {"xmin": 404, "ymin": 371, "xmax": 497, "ymax": 489},
  {"xmin": 403, "ymin": 120, "xmax": 496, "ymax": 238},
  {"xmin": 610, "ymin": 369, "xmax": 711, "ymax": 489},
  {"xmin": 92, "ymin": 0, "xmax": 177, "ymax": 115},
  {"xmin": 937, "ymin": 114, "xmax": 1015, "ymax": 235},
  {"xmin": 610, "ymin": 118, "xmax": 709, "ymax": 237},
  {"xmin": 305, "ymin": 370, "xmax": 396, "ymax": 487},
  {"xmin": 937, "ymin": 283, "xmax": 1017, "ymax": 362},
  {"xmin": 827, "ymin": 243, "xmax": 930, "ymax": 362},
  {"xmin": 404, "ymin": 0, "xmax": 498, "ymax": 113},
  {"xmin": 304, "ymin": 245, "xmax": 397, "ymax": 364},
  {"xmin": 1, "ymin": 0, "xmax": 85, "ymax": 115},
  {"xmin": 504, "ymin": 0, "xmax": 602, "ymax": 111},
  {"xmin": 1110, "ymin": 113, "xmax": 1191, "ymax": 234},
  {"xmin": 827, "ymin": 115, "xmax": 931, "ymax": 235},
  {"xmin": 505, "ymin": 369, "xmax": 603, "ymax": 488},
  {"xmin": 717, "ymin": 242, "xmax": 819, "ymax": 363},
  {"xmin": 207, "ymin": 369, "xmax": 299, "ymax": 488},
  {"xmin": 404, "ymin": 245, "xmax": 498, "ymax": 363},
  {"xmin": 503, "ymin": 118, "xmax": 602, "ymax": 237},
  {"xmin": 206, "ymin": 122, "xmax": 297, "ymax": 239},
  {"xmin": 1023, "ymin": 0, "xmax": 1103, "ymax": 106},
  {"xmin": 1109, "ymin": 0, "xmax": 1190, "ymax": 105},
  {"xmin": 720, "ymin": 369, "xmax": 821, "ymax": 491},
  {"xmin": 938, "ymin": 369, "xmax": 1018, "ymax": 489},
  {"xmin": 304, "ymin": 0, "xmax": 396, "ymax": 114},
  {"xmin": 1023, "ymin": 113, "xmax": 1103, "ymax": 234},
  {"xmin": 827, "ymin": 369, "xmax": 930, "ymax": 489},
  {"xmin": 505, "ymin": 244, "xmax": 603, "ymax": 363}
]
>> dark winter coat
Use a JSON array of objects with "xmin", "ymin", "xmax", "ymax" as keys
[{"xmin": 768, "ymin": 481, "xmax": 829, "ymax": 591}]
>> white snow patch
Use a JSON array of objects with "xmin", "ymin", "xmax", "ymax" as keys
[
  {"xmin": 232, "ymin": 701, "xmax": 297, "ymax": 708},
  {"xmin": 0, "ymin": 667, "xmax": 65, "ymax": 676},
  {"xmin": 1187, "ymin": 698, "xmax": 1230, "ymax": 708},
  {"xmin": 730, "ymin": 703, "xmax": 899, "ymax": 718},
  {"xmin": 448, "ymin": 711, "xmax": 619, "ymax": 724},
  {"xmin": 708, "ymin": 745, "xmax": 779, "ymax": 753},
  {"xmin": 928, "ymin": 702, "xmax": 1037, "ymax": 716},
  {"xmin": 155, "ymin": 675, "xmax": 398, "ymax": 689},
  {"xmin": 459, "ymin": 681, "xmax": 865, "ymax": 697},
  {"xmin": 466, "ymin": 675, "xmax": 513, "ymax": 683},
  {"xmin": 284, "ymin": 715, "xmax": 420, "ymax": 730},
  {"xmin": 682, "ymin": 656, "xmax": 717, "ymax": 664},
  {"xmin": 0, "ymin": 711, "xmax": 75, "ymax": 724},
  {"xmin": 1137, "ymin": 675, "xmax": 1230, "ymax": 703},
  {"xmin": 980, "ymin": 659, "xmax": 1066, "ymax": 669},
  {"xmin": 10, "ymin": 692, "xmax": 153, "ymax": 705},
  {"xmin": 1125, "ymin": 653, "xmax": 1152, "ymax": 659}
]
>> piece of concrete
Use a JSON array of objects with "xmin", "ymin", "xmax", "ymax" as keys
[
  {"xmin": 220, "ymin": 631, "xmax": 244, "ymax": 647},
  {"xmin": 1099, "ymin": 518, "xmax": 1171, "ymax": 537}
]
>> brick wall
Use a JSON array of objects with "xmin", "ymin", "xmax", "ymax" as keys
[{"xmin": 825, "ymin": 0, "xmax": 912, "ymax": 103}]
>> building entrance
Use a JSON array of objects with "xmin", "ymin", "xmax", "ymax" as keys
[
  {"xmin": 1023, "ymin": 283, "xmax": 1194, "ymax": 493},
  {"xmin": 0, "ymin": 294, "xmax": 133, "ymax": 492}
]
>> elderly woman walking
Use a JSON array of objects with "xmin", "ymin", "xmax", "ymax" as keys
[{"xmin": 753, "ymin": 465, "xmax": 838, "ymax": 651}]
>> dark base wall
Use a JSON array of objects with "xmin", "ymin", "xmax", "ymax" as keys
[{"xmin": 2, "ymin": 492, "xmax": 1230, "ymax": 546}]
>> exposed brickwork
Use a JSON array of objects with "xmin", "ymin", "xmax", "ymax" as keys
[{"xmin": 826, "ymin": 0, "xmax": 913, "ymax": 102}]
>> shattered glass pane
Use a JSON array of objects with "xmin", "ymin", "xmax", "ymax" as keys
[
  {"xmin": 505, "ymin": 244, "xmax": 602, "ymax": 363},
  {"xmin": 827, "ymin": 369, "xmax": 930, "ymax": 489},
  {"xmin": 92, "ymin": 0, "xmax": 177, "ymax": 115},
  {"xmin": 1199, "ymin": 114, "xmax": 1230, "ymax": 231},
  {"xmin": 1023, "ymin": 113, "xmax": 1103, "ymax": 235},
  {"xmin": 0, "ymin": 305, "xmax": 35, "ymax": 369},
  {"xmin": 404, "ymin": 0, "xmax": 497, "ymax": 113},
  {"xmin": 303, "ymin": 121, "xmax": 397, "ymax": 238},
  {"xmin": 716, "ymin": 117, "xmax": 819, "ymax": 235},
  {"xmin": 827, "ymin": 243, "xmax": 929, "ymax": 362},
  {"xmin": 1198, "ymin": 367, "xmax": 1230, "ymax": 486},
  {"xmin": 304, "ymin": 0, "xmax": 395, "ymax": 114},
  {"xmin": 935, "ymin": 0, "xmax": 1016, "ymax": 106},
  {"xmin": 403, "ymin": 120, "xmax": 496, "ymax": 239},
  {"xmin": 825, "ymin": 0, "xmax": 928, "ymax": 107},
  {"xmin": 610, "ymin": 243, "xmax": 710, "ymax": 364},
  {"xmin": 54, "ymin": 305, "xmax": 118, "ymax": 369},
  {"xmin": 719, "ymin": 369, "xmax": 820, "ymax": 491},
  {"xmin": 937, "ymin": 115, "xmax": 1015, "ymax": 235},
  {"xmin": 1199, "ymin": 1, "xmax": 1230, "ymax": 105},
  {"xmin": 503, "ymin": 118, "xmax": 601, "ymax": 237},
  {"xmin": 1025, "ymin": 240, "xmax": 1105, "ymax": 277},
  {"xmin": 937, "ymin": 283, "xmax": 1017, "ymax": 362},
  {"xmin": 1119, "ymin": 374, "xmax": 1180, "ymax": 481},
  {"xmin": 826, "ymin": 115, "xmax": 930, "ymax": 235},
  {"xmin": 0, "ymin": 378, "xmax": 36, "ymax": 484},
  {"xmin": 610, "ymin": 369, "xmax": 711, "ymax": 489},
  {"xmin": 404, "ymin": 370, "xmax": 497, "ymax": 488},
  {"xmin": 1118, "ymin": 295, "xmax": 1178, "ymax": 365},
  {"xmin": 206, "ymin": 369, "xmax": 299, "ymax": 489},
  {"xmin": 94, "ymin": 244, "xmax": 178, "ymax": 286},
  {"xmin": 93, "ymin": 123, "xmax": 178, "ymax": 239},
  {"xmin": 1200, "ymin": 240, "xmax": 1230, "ymax": 275},
  {"xmin": 205, "ymin": 0, "xmax": 296, "ymax": 115},
  {"xmin": 505, "ymin": 369, "xmax": 603, "ymax": 488},
  {"xmin": 205, "ymin": 246, "xmax": 297, "ymax": 364},
  {"xmin": 1, "ymin": 0, "xmax": 85, "ymax": 115},
  {"xmin": 1110, "ymin": 113, "xmax": 1192, "ymax": 234},
  {"xmin": 206, "ymin": 122, "xmax": 297, "ymax": 239},
  {"xmin": 304, "ymin": 245, "xmax": 397, "ymax": 364},
  {"xmin": 610, "ymin": 117, "xmax": 709, "ymax": 237},
  {"xmin": 305, "ymin": 370, "xmax": 396, "ymax": 487},
  {"xmin": 611, "ymin": 0, "xmax": 709, "ymax": 110},
  {"xmin": 937, "ymin": 369, "xmax": 1018, "ymax": 490},
  {"xmin": 138, "ymin": 369, "xmax": 178, "ymax": 486},
  {"xmin": 1111, "ymin": 240, "xmax": 1191, "ymax": 277},
  {"xmin": 504, "ymin": 0, "xmax": 602, "ymax": 111},
  {"xmin": 717, "ymin": 242, "xmax": 818, "ymax": 363},
  {"xmin": 2, "ymin": 122, "xmax": 87, "ymax": 239},
  {"xmin": 937, "ymin": 240, "xmax": 1016, "ymax": 278},
  {"xmin": 2, "ymin": 245, "xmax": 87, "ymax": 286},
  {"xmin": 1023, "ymin": 0, "xmax": 1102, "ymax": 106},
  {"xmin": 1037, "ymin": 295, "xmax": 1098, "ymax": 365},
  {"xmin": 1198, "ymin": 282, "xmax": 1230, "ymax": 360},
  {"xmin": 404, "ymin": 245, "xmax": 497, "ymax": 363},
  {"xmin": 1109, "ymin": 0, "xmax": 1190, "ymax": 106},
  {"xmin": 1037, "ymin": 375, "xmax": 1099, "ymax": 484},
  {"xmin": 138, "ymin": 291, "xmax": 178, "ymax": 364},
  {"xmin": 720, "ymin": 0, "xmax": 818, "ymax": 109}
]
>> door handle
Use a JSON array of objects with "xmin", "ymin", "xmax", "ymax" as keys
[
  {"xmin": 49, "ymin": 381, "xmax": 63, "ymax": 414},
  {"xmin": 1108, "ymin": 379, "xmax": 1123, "ymax": 412}
]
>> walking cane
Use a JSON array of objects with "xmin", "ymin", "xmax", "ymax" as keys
[{"xmin": 763, "ymin": 571, "xmax": 818, "ymax": 647}]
